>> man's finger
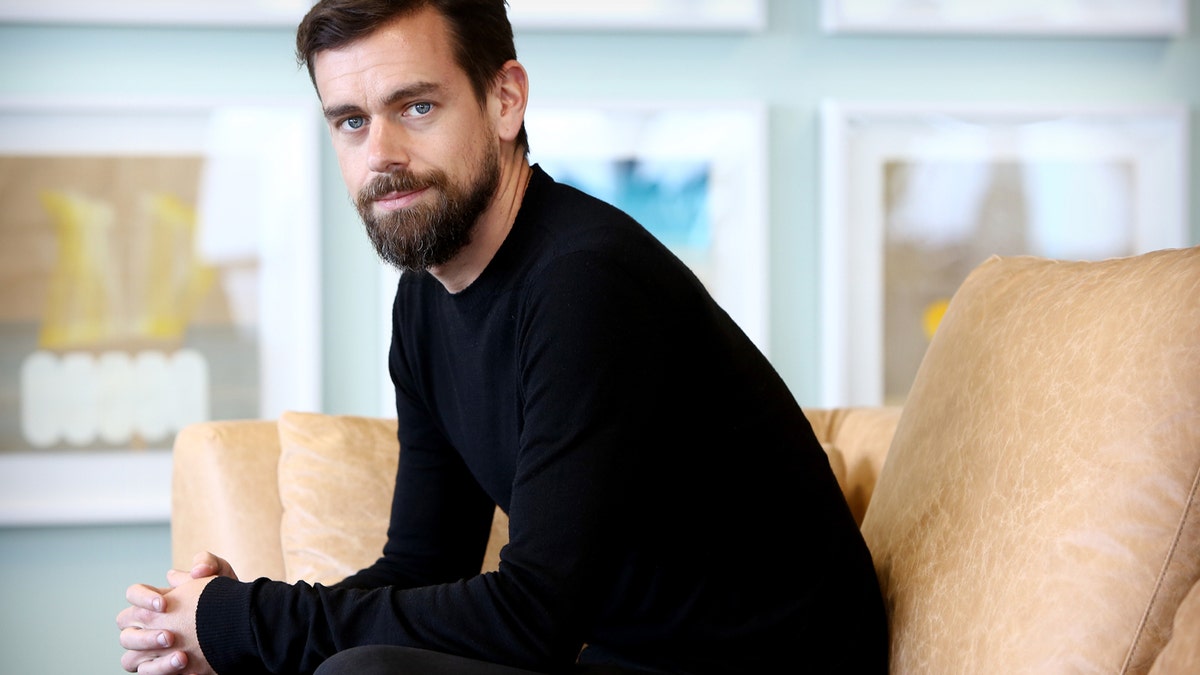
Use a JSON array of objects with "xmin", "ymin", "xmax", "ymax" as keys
[
  {"xmin": 119, "ymin": 627, "xmax": 173, "ymax": 651},
  {"xmin": 117, "ymin": 605, "xmax": 158, "ymax": 632},
  {"xmin": 125, "ymin": 583, "xmax": 166, "ymax": 612},
  {"xmin": 190, "ymin": 551, "xmax": 237, "ymax": 580},
  {"xmin": 166, "ymin": 568, "xmax": 192, "ymax": 588},
  {"xmin": 121, "ymin": 649, "xmax": 187, "ymax": 674}
]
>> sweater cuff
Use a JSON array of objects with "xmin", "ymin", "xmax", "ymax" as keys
[{"xmin": 196, "ymin": 575, "xmax": 267, "ymax": 674}]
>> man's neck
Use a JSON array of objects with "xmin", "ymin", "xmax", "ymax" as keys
[{"xmin": 429, "ymin": 152, "xmax": 532, "ymax": 294}]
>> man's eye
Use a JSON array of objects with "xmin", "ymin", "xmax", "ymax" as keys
[
  {"xmin": 342, "ymin": 117, "xmax": 365, "ymax": 130},
  {"xmin": 409, "ymin": 102, "xmax": 433, "ymax": 116}
]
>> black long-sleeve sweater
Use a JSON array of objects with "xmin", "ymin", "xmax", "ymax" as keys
[{"xmin": 195, "ymin": 166, "xmax": 887, "ymax": 674}]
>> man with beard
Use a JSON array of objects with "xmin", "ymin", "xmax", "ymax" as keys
[{"xmin": 117, "ymin": 1, "xmax": 888, "ymax": 674}]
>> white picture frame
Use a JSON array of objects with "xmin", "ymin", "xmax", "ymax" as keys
[
  {"xmin": 820, "ymin": 101, "xmax": 1189, "ymax": 407},
  {"xmin": 821, "ymin": 0, "xmax": 1188, "ymax": 36},
  {"xmin": 508, "ymin": 0, "xmax": 766, "ymax": 31},
  {"xmin": 0, "ymin": 0, "xmax": 316, "ymax": 27},
  {"xmin": 376, "ymin": 102, "xmax": 770, "ymax": 417},
  {"xmin": 0, "ymin": 97, "xmax": 322, "ymax": 525}
]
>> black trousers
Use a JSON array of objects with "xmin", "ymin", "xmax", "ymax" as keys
[{"xmin": 314, "ymin": 646, "xmax": 660, "ymax": 675}]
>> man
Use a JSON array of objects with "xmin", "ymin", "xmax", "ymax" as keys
[{"xmin": 118, "ymin": 1, "xmax": 888, "ymax": 673}]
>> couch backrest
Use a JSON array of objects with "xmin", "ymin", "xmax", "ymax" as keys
[
  {"xmin": 274, "ymin": 411, "xmax": 509, "ymax": 584},
  {"xmin": 860, "ymin": 247, "xmax": 1200, "ymax": 673},
  {"xmin": 173, "ymin": 407, "xmax": 896, "ymax": 585}
]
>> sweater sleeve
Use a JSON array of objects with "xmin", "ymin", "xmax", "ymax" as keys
[{"xmin": 195, "ymin": 252, "xmax": 679, "ymax": 675}]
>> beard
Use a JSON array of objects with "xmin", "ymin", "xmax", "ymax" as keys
[{"xmin": 356, "ymin": 142, "xmax": 500, "ymax": 272}]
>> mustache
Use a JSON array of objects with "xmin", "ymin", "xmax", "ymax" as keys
[{"xmin": 358, "ymin": 170, "xmax": 439, "ymax": 203}]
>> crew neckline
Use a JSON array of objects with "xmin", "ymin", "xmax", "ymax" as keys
[{"xmin": 442, "ymin": 164, "xmax": 549, "ymax": 305}]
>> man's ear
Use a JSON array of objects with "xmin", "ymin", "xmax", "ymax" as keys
[{"xmin": 492, "ymin": 59, "xmax": 528, "ymax": 143}]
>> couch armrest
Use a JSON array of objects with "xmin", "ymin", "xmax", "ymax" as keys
[
  {"xmin": 171, "ymin": 420, "xmax": 286, "ymax": 581},
  {"xmin": 803, "ymin": 407, "xmax": 902, "ymax": 525}
]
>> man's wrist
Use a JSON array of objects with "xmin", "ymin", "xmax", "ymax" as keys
[{"xmin": 194, "ymin": 576, "xmax": 261, "ymax": 674}]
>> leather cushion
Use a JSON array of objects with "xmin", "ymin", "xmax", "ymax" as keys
[
  {"xmin": 804, "ymin": 407, "xmax": 902, "ymax": 525},
  {"xmin": 1149, "ymin": 577, "xmax": 1200, "ymax": 674},
  {"xmin": 172, "ymin": 419, "xmax": 286, "ymax": 581},
  {"xmin": 277, "ymin": 411, "xmax": 399, "ymax": 584},
  {"xmin": 861, "ymin": 247, "xmax": 1200, "ymax": 673},
  {"xmin": 275, "ymin": 411, "xmax": 508, "ymax": 585}
]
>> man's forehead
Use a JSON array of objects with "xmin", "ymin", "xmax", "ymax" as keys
[{"xmin": 312, "ymin": 9, "xmax": 457, "ymax": 102}]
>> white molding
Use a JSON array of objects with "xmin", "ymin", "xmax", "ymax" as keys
[
  {"xmin": 0, "ymin": 1, "xmax": 315, "ymax": 27},
  {"xmin": 821, "ymin": 0, "xmax": 1188, "ymax": 37},
  {"xmin": 509, "ymin": 0, "xmax": 766, "ymax": 32},
  {"xmin": 0, "ymin": 0, "xmax": 768, "ymax": 31}
]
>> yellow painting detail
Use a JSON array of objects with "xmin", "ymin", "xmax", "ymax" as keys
[
  {"xmin": 922, "ymin": 298, "xmax": 950, "ymax": 341},
  {"xmin": 138, "ymin": 193, "xmax": 217, "ymax": 339},
  {"xmin": 37, "ymin": 189, "xmax": 216, "ymax": 350},
  {"xmin": 38, "ymin": 191, "xmax": 117, "ymax": 348}
]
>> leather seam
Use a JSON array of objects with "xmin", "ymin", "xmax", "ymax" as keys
[{"xmin": 1121, "ymin": 455, "xmax": 1200, "ymax": 673}]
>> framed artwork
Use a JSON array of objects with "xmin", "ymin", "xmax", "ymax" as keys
[
  {"xmin": 0, "ymin": 97, "xmax": 322, "ymax": 525},
  {"xmin": 820, "ymin": 102, "xmax": 1188, "ymax": 407},
  {"xmin": 507, "ymin": 0, "xmax": 766, "ymax": 31},
  {"xmin": 0, "ymin": 0, "xmax": 316, "ymax": 27},
  {"xmin": 376, "ymin": 102, "xmax": 769, "ymax": 417},
  {"xmin": 821, "ymin": 0, "xmax": 1188, "ymax": 36}
]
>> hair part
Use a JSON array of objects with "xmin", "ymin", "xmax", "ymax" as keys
[{"xmin": 297, "ymin": 0, "xmax": 528, "ymax": 153}]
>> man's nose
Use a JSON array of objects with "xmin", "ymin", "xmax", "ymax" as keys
[{"xmin": 366, "ymin": 120, "xmax": 410, "ymax": 174}]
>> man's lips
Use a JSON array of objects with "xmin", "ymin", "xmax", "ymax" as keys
[{"xmin": 373, "ymin": 186, "xmax": 429, "ymax": 211}]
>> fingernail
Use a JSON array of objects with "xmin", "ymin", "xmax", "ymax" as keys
[
  {"xmin": 157, "ymin": 632, "xmax": 169, "ymax": 648},
  {"xmin": 153, "ymin": 597, "xmax": 163, "ymax": 612},
  {"xmin": 171, "ymin": 653, "xmax": 183, "ymax": 669}
]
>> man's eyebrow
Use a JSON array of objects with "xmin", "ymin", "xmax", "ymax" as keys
[
  {"xmin": 322, "ymin": 81, "xmax": 442, "ymax": 122},
  {"xmin": 322, "ymin": 102, "xmax": 363, "ymax": 122},
  {"xmin": 382, "ymin": 81, "xmax": 441, "ymax": 107}
]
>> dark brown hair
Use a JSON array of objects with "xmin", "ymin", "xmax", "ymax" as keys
[{"xmin": 296, "ymin": 0, "xmax": 527, "ymax": 152}]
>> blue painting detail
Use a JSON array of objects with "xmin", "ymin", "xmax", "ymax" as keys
[{"xmin": 539, "ymin": 158, "xmax": 711, "ymax": 250}]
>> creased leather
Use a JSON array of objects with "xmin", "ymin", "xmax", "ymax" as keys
[
  {"xmin": 805, "ymin": 407, "xmax": 902, "ymax": 524},
  {"xmin": 276, "ymin": 412, "xmax": 401, "ymax": 584},
  {"xmin": 1148, "ymin": 576, "xmax": 1200, "ymax": 674},
  {"xmin": 861, "ymin": 247, "xmax": 1200, "ymax": 674},
  {"xmin": 171, "ymin": 419, "xmax": 286, "ymax": 581},
  {"xmin": 275, "ymin": 412, "xmax": 508, "ymax": 584}
]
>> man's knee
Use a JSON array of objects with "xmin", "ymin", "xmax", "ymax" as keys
[
  {"xmin": 316, "ymin": 646, "xmax": 405, "ymax": 675},
  {"xmin": 314, "ymin": 645, "xmax": 548, "ymax": 675}
]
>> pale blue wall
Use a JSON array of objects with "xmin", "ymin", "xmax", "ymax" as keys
[{"xmin": 1, "ymin": 2, "xmax": 1198, "ymax": 673}]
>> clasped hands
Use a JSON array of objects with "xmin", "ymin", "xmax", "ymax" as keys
[{"xmin": 116, "ymin": 552, "xmax": 238, "ymax": 675}]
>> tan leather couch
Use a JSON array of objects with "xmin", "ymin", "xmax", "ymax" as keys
[{"xmin": 173, "ymin": 246, "xmax": 1200, "ymax": 673}]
